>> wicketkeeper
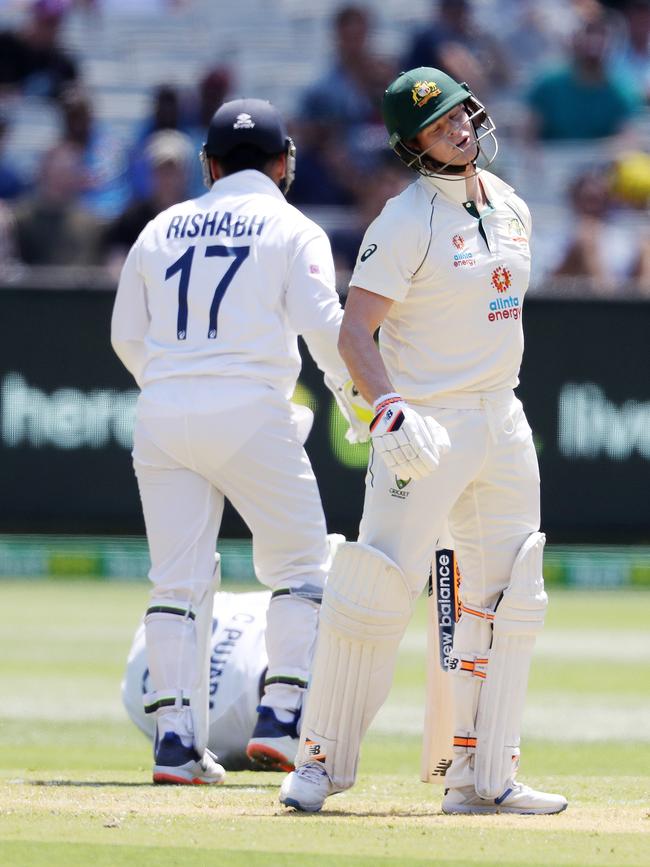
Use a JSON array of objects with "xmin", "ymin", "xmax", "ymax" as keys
[{"xmin": 111, "ymin": 97, "xmax": 367, "ymax": 785}]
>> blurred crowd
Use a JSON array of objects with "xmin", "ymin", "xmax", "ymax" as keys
[{"xmin": 0, "ymin": 0, "xmax": 648, "ymax": 296}]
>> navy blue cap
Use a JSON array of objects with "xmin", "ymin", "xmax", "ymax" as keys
[{"xmin": 204, "ymin": 98, "xmax": 288, "ymax": 158}]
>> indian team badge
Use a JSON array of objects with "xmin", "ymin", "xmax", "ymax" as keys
[
  {"xmin": 491, "ymin": 266, "xmax": 512, "ymax": 293},
  {"xmin": 233, "ymin": 112, "xmax": 255, "ymax": 129},
  {"xmin": 452, "ymin": 234, "xmax": 465, "ymax": 250},
  {"xmin": 411, "ymin": 80, "xmax": 442, "ymax": 108}
]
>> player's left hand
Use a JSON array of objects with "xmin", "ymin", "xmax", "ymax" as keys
[
  {"xmin": 370, "ymin": 395, "xmax": 450, "ymax": 479},
  {"xmin": 325, "ymin": 376, "xmax": 373, "ymax": 444}
]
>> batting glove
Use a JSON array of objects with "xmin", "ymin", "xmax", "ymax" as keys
[
  {"xmin": 369, "ymin": 394, "xmax": 450, "ymax": 480},
  {"xmin": 325, "ymin": 376, "xmax": 373, "ymax": 444}
]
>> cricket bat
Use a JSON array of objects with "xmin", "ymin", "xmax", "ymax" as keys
[{"xmin": 420, "ymin": 545, "xmax": 461, "ymax": 784}]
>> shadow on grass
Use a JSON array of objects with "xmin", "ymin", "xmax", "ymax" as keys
[
  {"xmin": 282, "ymin": 808, "xmax": 444, "ymax": 819},
  {"xmin": 23, "ymin": 780, "xmax": 280, "ymax": 790}
]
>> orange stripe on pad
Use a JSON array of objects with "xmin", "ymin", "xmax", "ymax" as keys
[
  {"xmin": 453, "ymin": 736, "xmax": 477, "ymax": 749},
  {"xmin": 459, "ymin": 658, "xmax": 488, "ymax": 679},
  {"xmin": 460, "ymin": 603, "xmax": 495, "ymax": 621}
]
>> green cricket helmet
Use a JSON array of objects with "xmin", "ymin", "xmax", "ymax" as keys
[{"xmin": 382, "ymin": 67, "xmax": 497, "ymax": 177}]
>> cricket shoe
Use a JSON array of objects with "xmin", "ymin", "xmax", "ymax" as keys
[
  {"xmin": 153, "ymin": 732, "xmax": 226, "ymax": 785},
  {"xmin": 246, "ymin": 705, "xmax": 299, "ymax": 772},
  {"xmin": 279, "ymin": 761, "xmax": 339, "ymax": 812},
  {"xmin": 442, "ymin": 780, "xmax": 568, "ymax": 815}
]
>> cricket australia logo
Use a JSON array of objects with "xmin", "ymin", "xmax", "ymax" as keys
[
  {"xmin": 507, "ymin": 217, "xmax": 527, "ymax": 243},
  {"xmin": 411, "ymin": 80, "xmax": 441, "ymax": 108},
  {"xmin": 452, "ymin": 234, "xmax": 465, "ymax": 250},
  {"xmin": 233, "ymin": 113, "xmax": 255, "ymax": 129},
  {"xmin": 491, "ymin": 266, "xmax": 512, "ymax": 293},
  {"xmin": 389, "ymin": 476, "xmax": 411, "ymax": 499}
]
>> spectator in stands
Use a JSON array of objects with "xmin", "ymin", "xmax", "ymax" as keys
[
  {"xmin": 329, "ymin": 151, "xmax": 410, "ymax": 290},
  {"xmin": 185, "ymin": 65, "xmax": 233, "ymax": 195},
  {"xmin": 610, "ymin": 149, "xmax": 650, "ymax": 209},
  {"xmin": 549, "ymin": 167, "xmax": 650, "ymax": 295},
  {"xmin": 129, "ymin": 84, "xmax": 186, "ymax": 199},
  {"xmin": 292, "ymin": 4, "xmax": 393, "ymax": 205},
  {"xmin": 134, "ymin": 84, "xmax": 184, "ymax": 144},
  {"xmin": 297, "ymin": 5, "xmax": 392, "ymax": 127},
  {"xmin": 609, "ymin": 0, "xmax": 650, "ymax": 104},
  {"xmin": 104, "ymin": 129, "xmax": 193, "ymax": 272},
  {"xmin": 287, "ymin": 119, "xmax": 358, "ymax": 207},
  {"xmin": 495, "ymin": 0, "xmax": 580, "ymax": 88},
  {"xmin": 0, "ymin": 0, "xmax": 78, "ymax": 103},
  {"xmin": 191, "ymin": 66, "xmax": 232, "ymax": 132},
  {"xmin": 0, "ymin": 115, "xmax": 29, "ymax": 201},
  {"xmin": 11, "ymin": 142, "xmax": 103, "ymax": 266},
  {"xmin": 400, "ymin": 0, "xmax": 512, "ymax": 98},
  {"xmin": 525, "ymin": 5, "xmax": 642, "ymax": 141},
  {"xmin": 59, "ymin": 85, "xmax": 131, "ymax": 218}
]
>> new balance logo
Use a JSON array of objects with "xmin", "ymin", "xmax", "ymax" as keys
[{"xmin": 305, "ymin": 739, "xmax": 326, "ymax": 761}]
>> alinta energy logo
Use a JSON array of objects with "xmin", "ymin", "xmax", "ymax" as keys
[
  {"xmin": 488, "ymin": 265, "xmax": 519, "ymax": 322},
  {"xmin": 452, "ymin": 233, "xmax": 475, "ymax": 268}
]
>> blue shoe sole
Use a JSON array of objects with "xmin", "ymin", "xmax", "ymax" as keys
[{"xmin": 280, "ymin": 796, "xmax": 322, "ymax": 813}]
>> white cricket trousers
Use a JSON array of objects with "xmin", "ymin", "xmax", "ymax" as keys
[
  {"xmin": 359, "ymin": 389, "xmax": 540, "ymax": 608},
  {"xmin": 132, "ymin": 377, "xmax": 329, "ymax": 713},
  {"xmin": 313, "ymin": 388, "xmax": 540, "ymax": 792}
]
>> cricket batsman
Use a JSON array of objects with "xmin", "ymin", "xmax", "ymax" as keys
[{"xmin": 280, "ymin": 68, "xmax": 568, "ymax": 815}]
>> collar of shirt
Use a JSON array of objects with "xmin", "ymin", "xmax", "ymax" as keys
[
  {"xmin": 420, "ymin": 170, "xmax": 515, "ymax": 209},
  {"xmin": 208, "ymin": 169, "xmax": 285, "ymax": 200}
]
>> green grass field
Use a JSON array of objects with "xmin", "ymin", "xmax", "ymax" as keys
[{"xmin": 1, "ymin": 581, "xmax": 649, "ymax": 866}]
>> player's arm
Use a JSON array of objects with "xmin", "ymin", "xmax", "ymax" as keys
[
  {"xmin": 342, "ymin": 204, "xmax": 450, "ymax": 479},
  {"xmin": 338, "ymin": 286, "xmax": 394, "ymax": 406},
  {"xmin": 110, "ymin": 237, "xmax": 150, "ymax": 388},
  {"xmin": 285, "ymin": 229, "xmax": 347, "ymax": 383},
  {"xmin": 285, "ymin": 229, "xmax": 372, "ymax": 442}
]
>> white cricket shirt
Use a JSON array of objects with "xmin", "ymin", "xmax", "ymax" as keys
[
  {"xmin": 111, "ymin": 170, "xmax": 347, "ymax": 397},
  {"xmin": 350, "ymin": 170, "xmax": 532, "ymax": 402},
  {"xmin": 122, "ymin": 591, "xmax": 269, "ymax": 768}
]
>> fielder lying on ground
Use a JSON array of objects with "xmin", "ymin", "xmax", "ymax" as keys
[{"xmin": 123, "ymin": 589, "xmax": 275, "ymax": 771}]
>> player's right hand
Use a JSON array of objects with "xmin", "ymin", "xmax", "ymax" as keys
[{"xmin": 369, "ymin": 394, "xmax": 450, "ymax": 480}]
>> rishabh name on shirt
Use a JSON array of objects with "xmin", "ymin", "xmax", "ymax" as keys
[
  {"xmin": 113, "ymin": 170, "xmax": 342, "ymax": 399},
  {"xmin": 349, "ymin": 169, "xmax": 532, "ymax": 403}
]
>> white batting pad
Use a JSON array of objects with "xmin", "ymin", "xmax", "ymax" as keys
[
  {"xmin": 191, "ymin": 554, "xmax": 221, "ymax": 754},
  {"xmin": 144, "ymin": 554, "xmax": 221, "ymax": 755},
  {"xmin": 296, "ymin": 542, "xmax": 412, "ymax": 789},
  {"xmin": 474, "ymin": 532, "xmax": 548, "ymax": 798}
]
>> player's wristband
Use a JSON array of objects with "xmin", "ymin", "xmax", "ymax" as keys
[{"xmin": 372, "ymin": 392, "xmax": 402, "ymax": 412}]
